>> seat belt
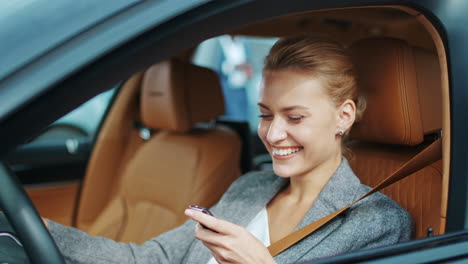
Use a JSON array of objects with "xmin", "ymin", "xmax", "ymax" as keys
[{"xmin": 267, "ymin": 137, "xmax": 443, "ymax": 256}]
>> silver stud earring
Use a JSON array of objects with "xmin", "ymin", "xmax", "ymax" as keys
[{"xmin": 338, "ymin": 130, "xmax": 344, "ymax": 136}]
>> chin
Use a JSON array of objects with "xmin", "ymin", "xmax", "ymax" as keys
[{"xmin": 272, "ymin": 164, "xmax": 299, "ymax": 178}]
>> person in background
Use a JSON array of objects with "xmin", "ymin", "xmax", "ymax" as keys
[{"xmin": 195, "ymin": 35, "xmax": 253, "ymax": 121}]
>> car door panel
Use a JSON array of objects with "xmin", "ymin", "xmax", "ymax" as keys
[
  {"xmin": 4, "ymin": 125, "xmax": 89, "ymax": 225},
  {"xmin": 26, "ymin": 182, "xmax": 80, "ymax": 226}
]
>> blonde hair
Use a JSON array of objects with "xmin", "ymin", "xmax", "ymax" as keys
[{"xmin": 264, "ymin": 35, "xmax": 366, "ymax": 157}]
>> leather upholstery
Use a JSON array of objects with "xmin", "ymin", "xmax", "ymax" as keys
[
  {"xmin": 76, "ymin": 73, "xmax": 145, "ymax": 230},
  {"xmin": 348, "ymin": 143, "xmax": 442, "ymax": 238},
  {"xmin": 350, "ymin": 38, "xmax": 442, "ymax": 146},
  {"xmin": 27, "ymin": 182, "xmax": 80, "ymax": 226},
  {"xmin": 77, "ymin": 60, "xmax": 241, "ymax": 243},
  {"xmin": 348, "ymin": 38, "xmax": 443, "ymax": 238},
  {"xmin": 141, "ymin": 60, "xmax": 225, "ymax": 132}
]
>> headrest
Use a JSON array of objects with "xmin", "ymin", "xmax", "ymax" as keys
[
  {"xmin": 140, "ymin": 59, "xmax": 225, "ymax": 132},
  {"xmin": 349, "ymin": 38, "xmax": 442, "ymax": 146}
]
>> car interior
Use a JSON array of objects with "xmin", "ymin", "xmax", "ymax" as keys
[
  {"xmin": 76, "ymin": 59, "xmax": 242, "ymax": 244},
  {"xmin": 10, "ymin": 5, "xmax": 449, "ymax": 254}
]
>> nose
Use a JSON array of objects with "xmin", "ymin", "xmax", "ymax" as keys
[{"xmin": 266, "ymin": 118, "xmax": 287, "ymax": 144}]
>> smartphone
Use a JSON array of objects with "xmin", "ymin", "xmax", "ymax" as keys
[
  {"xmin": 188, "ymin": 205, "xmax": 214, "ymax": 216},
  {"xmin": 188, "ymin": 205, "xmax": 214, "ymax": 231}
]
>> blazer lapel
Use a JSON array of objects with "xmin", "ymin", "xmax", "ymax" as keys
[
  {"xmin": 227, "ymin": 174, "xmax": 288, "ymax": 227},
  {"xmin": 275, "ymin": 159, "xmax": 361, "ymax": 263}
]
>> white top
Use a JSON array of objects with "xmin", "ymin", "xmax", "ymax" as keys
[{"xmin": 206, "ymin": 207, "xmax": 270, "ymax": 264}]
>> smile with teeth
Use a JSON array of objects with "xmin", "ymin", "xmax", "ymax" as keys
[{"xmin": 272, "ymin": 147, "xmax": 303, "ymax": 156}]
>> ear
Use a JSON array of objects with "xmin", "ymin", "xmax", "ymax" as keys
[{"xmin": 336, "ymin": 99, "xmax": 356, "ymax": 134}]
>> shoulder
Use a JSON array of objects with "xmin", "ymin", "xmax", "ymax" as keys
[
  {"xmin": 352, "ymin": 185, "xmax": 411, "ymax": 224},
  {"xmin": 344, "ymin": 185, "xmax": 413, "ymax": 246}
]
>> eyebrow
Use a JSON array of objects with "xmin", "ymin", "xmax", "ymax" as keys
[{"xmin": 257, "ymin": 102, "xmax": 309, "ymax": 112}]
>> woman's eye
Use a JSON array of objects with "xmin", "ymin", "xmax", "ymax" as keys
[
  {"xmin": 258, "ymin": 114, "xmax": 273, "ymax": 120},
  {"xmin": 288, "ymin": 116, "xmax": 304, "ymax": 122}
]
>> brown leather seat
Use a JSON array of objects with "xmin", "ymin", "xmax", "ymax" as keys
[
  {"xmin": 75, "ymin": 59, "xmax": 242, "ymax": 244},
  {"xmin": 348, "ymin": 38, "xmax": 443, "ymax": 239}
]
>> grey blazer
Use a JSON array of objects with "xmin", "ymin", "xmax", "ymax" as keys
[{"xmin": 48, "ymin": 159, "xmax": 412, "ymax": 264}]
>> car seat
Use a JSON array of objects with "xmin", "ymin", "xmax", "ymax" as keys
[
  {"xmin": 348, "ymin": 38, "xmax": 444, "ymax": 239},
  {"xmin": 75, "ymin": 59, "xmax": 242, "ymax": 243}
]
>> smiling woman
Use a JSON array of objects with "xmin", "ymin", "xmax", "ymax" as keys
[
  {"xmin": 41, "ymin": 34, "xmax": 412, "ymax": 264},
  {"xmin": 253, "ymin": 35, "xmax": 410, "ymax": 258},
  {"xmin": 2, "ymin": 1, "xmax": 468, "ymax": 263}
]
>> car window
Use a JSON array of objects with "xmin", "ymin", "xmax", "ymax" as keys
[
  {"xmin": 28, "ymin": 88, "xmax": 115, "ymax": 144},
  {"xmin": 4, "ymin": 88, "xmax": 116, "ymax": 185},
  {"xmin": 192, "ymin": 35, "xmax": 278, "ymax": 132},
  {"xmin": 45, "ymin": 88, "xmax": 116, "ymax": 140}
]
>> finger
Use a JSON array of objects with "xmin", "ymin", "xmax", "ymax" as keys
[
  {"xmin": 194, "ymin": 223, "xmax": 226, "ymax": 246},
  {"xmin": 198, "ymin": 238, "xmax": 231, "ymax": 262},
  {"xmin": 185, "ymin": 209, "xmax": 236, "ymax": 234},
  {"xmin": 203, "ymin": 242, "xmax": 239, "ymax": 264},
  {"xmin": 199, "ymin": 243, "xmax": 225, "ymax": 264},
  {"xmin": 199, "ymin": 237, "xmax": 222, "ymax": 250}
]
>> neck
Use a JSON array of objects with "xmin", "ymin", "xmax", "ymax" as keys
[{"xmin": 286, "ymin": 152, "xmax": 343, "ymax": 204}]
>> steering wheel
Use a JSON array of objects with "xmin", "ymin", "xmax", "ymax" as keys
[{"xmin": 0, "ymin": 163, "xmax": 65, "ymax": 263}]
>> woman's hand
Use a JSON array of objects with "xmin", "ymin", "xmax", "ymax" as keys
[{"xmin": 185, "ymin": 209, "xmax": 276, "ymax": 264}]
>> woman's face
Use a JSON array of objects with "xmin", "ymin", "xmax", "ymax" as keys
[{"xmin": 258, "ymin": 69, "xmax": 347, "ymax": 179}]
